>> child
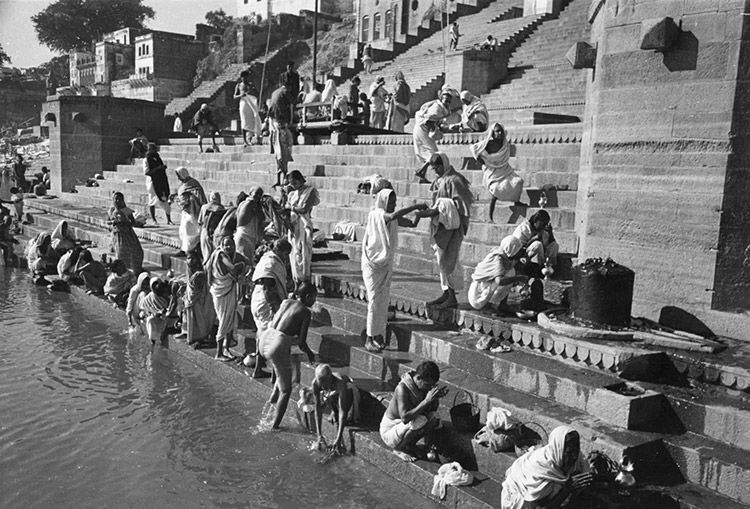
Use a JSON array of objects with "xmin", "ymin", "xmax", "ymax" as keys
[
  {"xmin": 358, "ymin": 92, "xmax": 371, "ymax": 127},
  {"xmin": 10, "ymin": 187, "xmax": 24, "ymax": 223},
  {"xmin": 312, "ymin": 364, "xmax": 361, "ymax": 453}
]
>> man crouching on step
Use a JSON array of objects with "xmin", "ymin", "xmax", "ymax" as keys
[{"xmin": 379, "ymin": 360, "xmax": 448, "ymax": 462}]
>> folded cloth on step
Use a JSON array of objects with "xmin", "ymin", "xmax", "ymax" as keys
[
  {"xmin": 431, "ymin": 462, "xmax": 473, "ymax": 500},
  {"xmin": 433, "ymin": 197, "xmax": 460, "ymax": 230},
  {"xmin": 332, "ymin": 221, "xmax": 359, "ymax": 242}
]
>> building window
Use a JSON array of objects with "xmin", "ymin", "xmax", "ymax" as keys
[
  {"xmin": 384, "ymin": 10, "xmax": 393, "ymax": 40},
  {"xmin": 373, "ymin": 12, "xmax": 381, "ymax": 40},
  {"xmin": 361, "ymin": 16, "xmax": 369, "ymax": 42}
]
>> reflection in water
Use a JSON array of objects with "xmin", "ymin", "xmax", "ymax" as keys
[{"xmin": 0, "ymin": 269, "xmax": 438, "ymax": 509}]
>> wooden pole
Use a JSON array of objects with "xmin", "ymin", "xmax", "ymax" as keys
[{"xmin": 313, "ymin": 0, "xmax": 319, "ymax": 85}]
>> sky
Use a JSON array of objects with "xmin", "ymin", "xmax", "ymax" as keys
[{"xmin": 0, "ymin": 0, "xmax": 236, "ymax": 68}]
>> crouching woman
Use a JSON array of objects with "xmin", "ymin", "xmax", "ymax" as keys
[{"xmin": 501, "ymin": 425, "xmax": 593, "ymax": 509}]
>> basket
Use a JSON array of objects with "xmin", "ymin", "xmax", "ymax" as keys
[
  {"xmin": 449, "ymin": 390, "xmax": 480, "ymax": 433},
  {"xmin": 513, "ymin": 422, "xmax": 548, "ymax": 457}
]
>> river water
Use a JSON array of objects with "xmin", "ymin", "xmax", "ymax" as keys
[{"xmin": 0, "ymin": 269, "xmax": 438, "ymax": 509}]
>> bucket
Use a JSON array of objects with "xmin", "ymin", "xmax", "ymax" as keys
[{"xmin": 449, "ymin": 390, "xmax": 480, "ymax": 433}]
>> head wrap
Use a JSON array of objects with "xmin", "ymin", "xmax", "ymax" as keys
[
  {"xmin": 470, "ymin": 122, "xmax": 506, "ymax": 159},
  {"xmin": 373, "ymin": 188, "xmax": 394, "ymax": 211},
  {"xmin": 500, "ymin": 235, "xmax": 522, "ymax": 258},
  {"xmin": 175, "ymin": 167, "xmax": 190, "ymax": 180},
  {"xmin": 210, "ymin": 192, "xmax": 221, "ymax": 205}
]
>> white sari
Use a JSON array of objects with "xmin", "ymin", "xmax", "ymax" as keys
[
  {"xmin": 361, "ymin": 190, "xmax": 398, "ymax": 338},
  {"xmin": 471, "ymin": 122, "xmax": 523, "ymax": 202},
  {"xmin": 206, "ymin": 249, "xmax": 245, "ymax": 340},
  {"xmin": 239, "ymin": 94, "xmax": 261, "ymax": 137},
  {"xmin": 287, "ymin": 184, "xmax": 320, "ymax": 283}
]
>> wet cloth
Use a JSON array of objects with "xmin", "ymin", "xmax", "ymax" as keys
[
  {"xmin": 361, "ymin": 189, "xmax": 398, "ymax": 338},
  {"xmin": 251, "ymin": 251, "xmax": 288, "ymax": 336},
  {"xmin": 431, "ymin": 462, "xmax": 473, "ymax": 500},
  {"xmin": 501, "ymin": 425, "xmax": 588, "ymax": 509},
  {"xmin": 57, "ymin": 249, "xmax": 79, "ymax": 280},
  {"xmin": 109, "ymin": 205, "xmax": 144, "ymax": 273},
  {"xmin": 287, "ymin": 184, "xmax": 320, "ymax": 282},
  {"xmin": 413, "ymin": 100, "xmax": 450, "ymax": 163},
  {"xmin": 260, "ymin": 327, "xmax": 295, "ymax": 391},
  {"xmin": 50, "ymin": 220, "xmax": 75, "ymax": 252},
  {"xmin": 471, "ymin": 124, "xmax": 523, "ymax": 202},
  {"xmin": 468, "ymin": 236, "xmax": 521, "ymax": 309},
  {"xmin": 270, "ymin": 120, "xmax": 293, "ymax": 167},
  {"xmin": 184, "ymin": 270, "xmax": 216, "ymax": 344},
  {"xmin": 238, "ymin": 85, "xmax": 262, "ymax": 137},
  {"xmin": 205, "ymin": 249, "xmax": 247, "ymax": 341}
]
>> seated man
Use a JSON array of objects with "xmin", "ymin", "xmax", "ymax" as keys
[
  {"xmin": 312, "ymin": 364, "xmax": 361, "ymax": 453},
  {"xmin": 450, "ymin": 91, "xmax": 489, "ymax": 133},
  {"xmin": 513, "ymin": 209, "xmax": 559, "ymax": 277},
  {"xmin": 481, "ymin": 35, "xmax": 498, "ymax": 51},
  {"xmin": 129, "ymin": 128, "xmax": 149, "ymax": 162},
  {"xmin": 379, "ymin": 360, "xmax": 448, "ymax": 462}
]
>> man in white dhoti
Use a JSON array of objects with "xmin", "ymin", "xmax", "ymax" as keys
[
  {"xmin": 249, "ymin": 238, "xmax": 291, "ymax": 378},
  {"xmin": 413, "ymin": 88, "xmax": 456, "ymax": 183},
  {"xmin": 234, "ymin": 70, "xmax": 262, "ymax": 146},
  {"xmin": 205, "ymin": 236, "xmax": 250, "ymax": 361},
  {"xmin": 471, "ymin": 122, "xmax": 525, "ymax": 219},
  {"xmin": 468, "ymin": 235, "xmax": 529, "ymax": 313},
  {"xmin": 361, "ymin": 188, "xmax": 426, "ymax": 352},
  {"xmin": 286, "ymin": 170, "xmax": 319, "ymax": 284},
  {"xmin": 416, "ymin": 153, "xmax": 474, "ymax": 308},
  {"xmin": 175, "ymin": 167, "xmax": 207, "ymax": 257}
]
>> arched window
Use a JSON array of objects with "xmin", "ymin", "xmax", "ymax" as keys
[
  {"xmin": 361, "ymin": 16, "xmax": 369, "ymax": 41},
  {"xmin": 373, "ymin": 12, "xmax": 381, "ymax": 40},
  {"xmin": 384, "ymin": 10, "xmax": 393, "ymax": 40}
]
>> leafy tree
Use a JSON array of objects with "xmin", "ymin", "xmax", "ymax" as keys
[
  {"xmin": 39, "ymin": 55, "xmax": 70, "ymax": 86},
  {"xmin": 32, "ymin": 0, "xmax": 155, "ymax": 52},
  {"xmin": 205, "ymin": 9, "xmax": 232, "ymax": 32},
  {"xmin": 0, "ymin": 44, "xmax": 10, "ymax": 65}
]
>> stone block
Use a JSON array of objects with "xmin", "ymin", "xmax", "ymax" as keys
[
  {"xmin": 566, "ymin": 42, "xmax": 597, "ymax": 69},
  {"xmin": 603, "ymin": 23, "xmax": 642, "ymax": 55},
  {"xmin": 640, "ymin": 17, "xmax": 681, "ymax": 52},
  {"xmin": 587, "ymin": 382, "xmax": 682, "ymax": 432}
]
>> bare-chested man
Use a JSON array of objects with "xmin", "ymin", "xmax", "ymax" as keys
[
  {"xmin": 379, "ymin": 360, "xmax": 447, "ymax": 462},
  {"xmin": 260, "ymin": 282, "xmax": 317, "ymax": 429},
  {"xmin": 312, "ymin": 363, "xmax": 361, "ymax": 453}
]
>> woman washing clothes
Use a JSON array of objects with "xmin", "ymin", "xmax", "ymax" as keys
[
  {"xmin": 468, "ymin": 235, "xmax": 529, "ymax": 314},
  {"xmin": 260, "ymin": 282, "xmax": 317, "ymax": 430},
  {"xmin": 108, "ymin": 192, "xmax": 144, "ymax": 273},
  {"xmin": 27, "ymin": 232, "xmax": 59, "ymax": 282},
  {"xmin": 501, "ymin": 425, "xmax": 593, "ymax": 509},
  {"xmin": 50, "ymin": 220, "xmax": 77, "ymax": 254},
  {"xmin": 471, "ymin": 122, "xmax": 524, "ymax": 220},
  {"xmin": 126, "ymin": 272, "xmax": 151, "ymax": 330},
  {"xmin": 104, "ymin": 259, "xmax": 136, "ymax": 307},
  {"xmin": 140, "ymin": 277, "xmax": 172, "ymax": 346},
  {"xmin": 57, "ymin": 245, "xmax": 83, "ymax": 281}
]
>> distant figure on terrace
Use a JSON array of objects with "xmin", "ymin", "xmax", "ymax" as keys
[
  {"xmin": 0, "ymin": 165, "xmax": 12, "ymax": 202},
  {"xmin": 469, "ymin": 235, "xmax": 529, "ymax": 313},
  {"xmin": 143, "ymin": 142, "xmax": 173, "ymax": 225},
  {"xmin": 268, "ymin": 85, "xmax": 295, "ymax": 188},
  {"xmin": 41, "ymin": 166, "xmax": 51, "ymax": 189},
  {"xmin": 260, "ymin": 282, "xmax": 317, "ymax": 429},
  {"xmin": 234, "ymin": 70, "xmax": 262, "ymax": 146},
  {"xmin": 513, "ymin": 209, "xmax": 559, "ymax": 277},
  {"xmin": 501, "ymin": 425, "xmax": 592, "ymax": 509},
  {"xmin": 172, "ymin": 115, "xmax": 183, "ymax": 133},
  {"xmin": 481, "ymin": 35, "xmax": 498, "ymax": 51},
  {"xmin": 175, "ymin": 167, "xmax": 207, "ymax": 258},
  {"xmin": 321, "ymin": 77, "xmax": 338, "ymax": 104},
  {"xmin": 471, "ymin": 122, "xmax": 525, "ymax": 219},
  {"xmin": 198, "ymin": 191, "xmax": 226, "ymax": 261},
  {"xmin": 369, "ymin": 76, "xmax": 389, "ymax": 129},
  {"xmin": 451, "ymin": 91, "xmax": 489, "ymax": 133},
  {"xmin": 362, "ymin": 187, "xmax": 426, "ymax": 353},
  {"xmin": 279, "ymin": 62, "xmax": 301, "ymax": 105},
  {"xmin": 104, "ymin": 259, "xmax": 136, "ymax": 307},
  {"xmin": 249, "ymin": 238, "xmax": 292, "ymax": 378},
  {"xmin": 184, "ymin": 252, "xmax": 217, "ymax": 349},
  {"xmin": 234, "ymin": 186, "xmax": 265, "ymax": 266},
  {"xmin": 191, "ymin": 103, "xmax": 220, "ymax": 153},
  {"xmin": 386, "ymin": 71, "xmax": 411, "ymax": 133},
  {"xmin": 359, "ymin": 92, "xmax": 371, "ymax": 126},
  {"xmin": 12, "ymin": 154, "xmax": 27, "ymax": 193},
  {"xmin": 74, "ymin": 249, "xmax": 107, "ymax": 295},
  {"xmin": 50, "ymin": 220, "xmax": 76, "ymax": 254},
  {"xmin": 380, "ymin": 360, "xmax": 447, "ymax": 462},
  {"xmin": 348, "ymin": 76, "xmax": 361, "ymax": 121},
  {"xmin": 129, "ymin": 128, "xmax": 149, "ymax": 162},
  {"xmin": 415, "ymin": 153, "xmax": 474, "ymax": 309},
  {"xmin": 205, "ymin": 236, "xmax": 250, "ymax": 361},
  {"xmin": 10, "ymin": 187, "xmax": 24, "ymax": 223},
  {"xmin": 108, "ymin": 192, "xmax": 144, "ymax": 273},
  {"xmin": 449, "ymin": 22, "xmax": 461, "ymax": 51},
  {"xmin": 362, "ymin": 43, "xmax": 374, "ymax": 74},
  {"xmin": 303, "ymin": 82, "xmax": 324, "ymax": 120},
  {"xmin": 286, "ymin": 170, "xmax": 319, "ymax": 284},
  {"xmin": 413, "ymin": 87, "xmax": 457, "ymax": 183}
]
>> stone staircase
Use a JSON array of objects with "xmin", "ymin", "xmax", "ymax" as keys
[
  {"xmin": 480, "ymin": 0, "xmax": 591, "ymax": 124},
  {"xmin": 20, "ymin": 129, "xmax": 750, "ymax": 508}
]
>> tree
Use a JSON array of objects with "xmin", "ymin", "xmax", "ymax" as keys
[
  {"xmin": 0, "ymin": 44, "xmax": 10, "ymax": 65},
  {"xmin": 205, "ymin": 9, "xmax": 232, "ymax": 32},
  {"xmin": 39, "ymin": 55, "xmax": 70, "ymax": 86},
  {"xmin": 32, "ymin": 0, "xmax": 155, "ymax": 53}
]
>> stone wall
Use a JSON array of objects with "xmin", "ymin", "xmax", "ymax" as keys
[
  {"xmin": 577, "ymin": 0, "xmax": 749, "ymax": 322},
  {"xmin": 0, "ymin": 80, "xmax": 46, "ymax": 129},
  {"xmin": 42, "ymin": 96, "xmax": 169, "ymax": 193}
]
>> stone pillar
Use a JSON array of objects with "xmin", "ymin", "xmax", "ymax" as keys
[
  {"xmin": 444, "ymin": 49, "xmax": 509, "ymax": 96},
  {"xmin": 576, "ymin": 0, "xmax": 750, "ymax": 326}
]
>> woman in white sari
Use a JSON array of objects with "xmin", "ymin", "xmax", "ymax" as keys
[
  {"xmin": 361, "ymin": 187, "xmax": 425, "ymax": 352},
  {"xmin": 468, "ymin": 235, "xmax": 528, "ymax": 313},
  {"xmin": 471, "ymin": 122, "xmax": 524, "ymax": 220},
  {"xmin": 234, "ymin": 70, "xmax": 261, "ymax": 146},
  {"xmin": 286, "ymin": 171, "xmax": 320, "ymax": 284}
]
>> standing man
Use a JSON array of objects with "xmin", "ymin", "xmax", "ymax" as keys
[
  {"xmin": 129, "ymin": 128, "xmax": 149, "ymax": 162},
  {"xmin": 234, "ymin": 186, "xmax": 265, "ymax": 264},
  {"xmin": 412, "ymin": 88, "xmax": 456, "ymax": 183},
  {"xmin": 191, "ymin": 103, "xmax": 220, "ymax": 153},
  {"xmin": 386, "ymin": 71, "xmax": 411, "ymax": 133},
  {"xmin": 12, "ymin": 154, "xmax": 26, "ymax": 193},
  {"xmin": 279, "ymin": 62, "xmax": 300, "ymax": 107},
  {"xmin": 369, "ymin": 76, "xmax": 389, "ymax": 129},
  {"xmin": 143, "ymin": 143, "xmax": 173, "ymax": 225},
  {"xmin": 268, "ymin": 86, "xmax": 294, "ymax": 188},
  {"xmin": 449, "ymin": 22, "xmax": 461, "ymax": 51},
  {"xmin": 415, "ymin": 153, "xmax": 474, "ymax": 308}
]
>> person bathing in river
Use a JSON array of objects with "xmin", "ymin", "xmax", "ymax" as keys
[
  {"xmin": 312, "ymin": 363, "xmax": 361, "ymax": 454},
  {"xmin": 260, "ymin": 282, "xmax": 317, "ymax": 430},
  {"xmin": 126, "ymin": 272, "xmax": 151, "ymax": 331},
  {"xmin": 380, "ymin": 360, "xmax": 447, "ymax": 462},
  {"xmin": 501, "ymin": 425, "xmax": 593, "ymax": 509}
]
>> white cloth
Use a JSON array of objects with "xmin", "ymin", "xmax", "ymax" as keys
[
  {"xmin": 179, "ymin": 210, "xmax": 201, "ymax": 253},
  {"xmin": 412, "ymin": 100, "xmax": 450, "ymax": 163},
  {"xmin": 431, "ymin": 462, "xmax": 473, "ymax": 500},
  {"xmin": 239, "ymin": 94, "xmax": 261, "ymax": 136},
  {"xmin": 433, "ymin": 197, "xmax": 460, "ymax": 231},
  {"xmin": 468, "ymin": 236, "xmax": 521, "ymax": 309},
  {"xmin": 250, "ymin": 251, "xmax": 288, "ymax": 337},
  {"xmin": 321, "ymin": 79, "xmax": 338, "ymax": 103},
  {"xmin": 287, "ymin": 185, "xmax": 319, "ymax": 282},
  {"xmin": 206, "ymin": 249, "xmax": 242, "ymax": 339},
  {"xmin": 361, "ymin": 189, "xmax": 397, "ymax": 337},
  {"xmin": 379, "ymin": 413, "xmax": 430, "ymax": 449},
  {"xmin": 332, "ymin": 221, "xmax": 358, "ymax": 242},
  {"xmin": 234, "ymin": 224, "xmax": 260, "ymax": 262},
  {"xmin": 472, "ymin": 124, "xmax": 523, "ymax": 202}
]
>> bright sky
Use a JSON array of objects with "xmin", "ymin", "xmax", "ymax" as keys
[{"xmin": 0, "ymin": 0, "xmax": 237, "ymax": 68}]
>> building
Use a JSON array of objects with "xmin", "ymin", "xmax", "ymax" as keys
[{"xmin": 237, "ymin": 0, "xmax": 352, "ymax": 18}]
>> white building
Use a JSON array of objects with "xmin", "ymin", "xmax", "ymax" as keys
[{"xmin": 237, "ymin": 0, "xmax": 351, "ymax": 18}]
